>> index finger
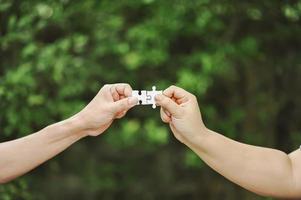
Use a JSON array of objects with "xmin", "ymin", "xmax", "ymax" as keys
[
  {"xmin": 163, "ymin": 85, "xmax": 190, "ymax": 103},
  {"xmin": 112, "ymin": 83, "xmax": 132, "ymax": 97}
]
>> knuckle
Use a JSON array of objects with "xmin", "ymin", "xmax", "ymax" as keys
[
  {"xmin": 109, "ymin": 85, "xmax": 114, "ymax": 92},
  {"xmin": 161, "ymin": 114, "xmax": 169, "ymax": 123},
  {"xmin": 173, "ymin": 85, "xmax": 181, "ymax": 90},
  {"xmin": 124, "ymin": 83, "xmax": 132, "ymax": 91},
  {"xmin": 120, "ymin": 83, "xmax": 129, "ymax": 87},
  {"xmin": 103, "ymin": 84, "xmax": 111, "ymax": 89},
  {"xmin": 169, "ymin": 85, "xmax": 177, "ymax": 90},
  {"xmin": 165, "ymin": 85, "xmax": 173, "ymax": 92},
  {"xmin": 117, "ymin": 83, "xmax": 125, "ymax": 86},
  {"xmin": 190, "ymin": 94, "xmax": 197, "ymax": 100}
]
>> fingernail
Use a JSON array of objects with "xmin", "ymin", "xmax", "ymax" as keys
[
  {"xmin": 155, "ymin": 94, "xmax": 162, "ymax": 101},
  {"xmin": 128, "ymin": 96, "xmax": 138, "ymax": 105}
]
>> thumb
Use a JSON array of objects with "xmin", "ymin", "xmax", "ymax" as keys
[
  {"xmin": 111, "ymin": 97, "xmax": 138, "ymax": 113},
  {"xmin": 155, "ymin": 94, "xmax": 182, "ymax": 118}
]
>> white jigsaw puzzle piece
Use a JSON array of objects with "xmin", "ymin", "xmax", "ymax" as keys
[
  {"xmin": 132, "ymin": 86, "xmax": 162, "ymax": 109},
  {"xmin": 132, "ymin": 90, "xmax": 147, "ymax": 104}
]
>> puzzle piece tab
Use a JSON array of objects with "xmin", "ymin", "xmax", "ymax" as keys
[{"xmin": 132, "ymin": 86, "xmax": 162, "ymax": 109}]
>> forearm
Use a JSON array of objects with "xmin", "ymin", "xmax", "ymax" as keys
[
  {"xmin": 0, "ymin": 116, "xmax": 87, "ymax": 183},
  {"xmin": 185, "ymin": 128, "xmax": 300, "ymax": 198}
]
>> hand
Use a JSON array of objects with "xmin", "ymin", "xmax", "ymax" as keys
[
  {"xmin": 155, "ymin": 85, "xmax": 206, "ymax": 145},
  {"xmin": 75, "ymin": 83, "xmax": 138, "ymax": 136}
]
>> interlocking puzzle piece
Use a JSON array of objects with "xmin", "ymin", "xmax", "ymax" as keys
[{"xmin": 132, "ymin": 86, "xmax": 162, "ymax": 109}]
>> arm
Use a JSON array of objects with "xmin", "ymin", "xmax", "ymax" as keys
[
  {"xmin": 0, "ymin": 83, "xmax": 138, "ymax": 183},
  {"xmin": 155, "ymin": 85, "xmax": 301, "ymax": 199},
  {"xmin": 189, "ymin": 130, "xmax": 301, "ymax": 198},
  {"xmin": 0, "ymin": 117, "xmax": 85, "ymax": 183}
]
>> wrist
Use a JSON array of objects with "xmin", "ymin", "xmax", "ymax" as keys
[
  {"xmin": 183, "ymin": 126, "xmax": 211, "ymax": 151},
  {"xmin": 43, "ymin": 115, "xmax": 89, "ymax": 144},
  {"xmin": 63, "ymin": 114, "xmax": 90, "ymax": 138}
]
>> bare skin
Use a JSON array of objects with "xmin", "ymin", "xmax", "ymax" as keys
[
  {"xmin": 0, "ymin": 83, "xmax": 138, "ymax": 184},
  {"xmin": 155, "ymin": 85, "xmax": 301, "ymax": 199}
]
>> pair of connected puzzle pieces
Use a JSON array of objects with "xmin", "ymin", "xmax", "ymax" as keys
[{"xmin": 132, "ymin": 86, "xmax": 162, "ymax": 109}]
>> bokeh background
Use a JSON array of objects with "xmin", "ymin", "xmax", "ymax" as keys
[{"xmin": 1, "ymin": 0, "xmax": 301, "ymax": 199}]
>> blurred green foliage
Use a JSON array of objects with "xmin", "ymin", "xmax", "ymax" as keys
[{"xmin": 1, "ymin": 0, "xmax": 301, "ymax": 199}]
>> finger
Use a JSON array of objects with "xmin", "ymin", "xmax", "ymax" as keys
[
  {"xmin": 111, "ymin": 96, "xmax": 138, "ymax": 113},
  {"xmin": 110, "ymin": 86, "xmax": 119, "ymax": 101},
  {"xmin": 163, "ymin": 85, "xmax": 189, "ymax": 103},
  {"xmin": 160, "ymin": 107, "xmax": 171, "ymax": 123},
  {"xmin": 155, "ymin": 94, "xmax": 182, "ymax": 118},
  {"xmin": 114, "ymin": 83, "xmax": 132, "ymax": 98}
]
